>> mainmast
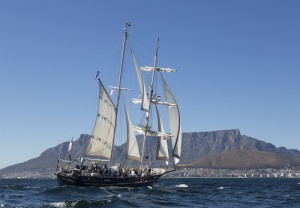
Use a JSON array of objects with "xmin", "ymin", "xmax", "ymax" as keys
[
  {"xmin": 109, "ymin": 21, "xmax": 130, "ymax": 164},
  {"xmin": 139, "ymin": 38, "xmax": 160, "ymax": 168}
]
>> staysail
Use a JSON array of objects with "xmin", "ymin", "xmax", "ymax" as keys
[
  {"xmin": 125, "ymin": 106, "xmax": 140, "ymax": 161},
  {"xmin": 85, "ymin": 78, "xmax": 116, "ymax": 158},
  {"xmin": 155, "ymin": 105, "xmax": 169, "ymax": 163},
  {"xmin": 161, "ymin": 74, "xmax": 182, "ymax": 164},
  {"xmin": 131, "ymin": 50, "xmax": 150, "ymax": 112}
]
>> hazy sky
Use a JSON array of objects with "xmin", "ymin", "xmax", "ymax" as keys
[{"xmin": 1, "ymin": 0, "xmax": 300, "ymax": 169}]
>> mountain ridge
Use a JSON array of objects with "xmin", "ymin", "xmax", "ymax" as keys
[
  {"xmin": 177, "ymin": 149, "xmax": 300, "ymax": 169},
  {"xmin": 1, "ymin": 129, "xmax": 300, "ymax": 174}
]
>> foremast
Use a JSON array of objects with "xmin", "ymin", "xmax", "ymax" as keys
[{"xmin": 109, "ymin": 21, "xmax": 130, "ymax": 165}]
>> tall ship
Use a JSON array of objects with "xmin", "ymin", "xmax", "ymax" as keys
[{"xmin": 55, "ymin": 22, "xmax": 182, "ymax": 187}]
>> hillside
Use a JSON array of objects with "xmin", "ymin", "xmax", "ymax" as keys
[
  {"xmin": 180, "ymin": 130, "xmax": 300, "ymax": 163},
  {"xmin": 1, "ymin": 129, "xmax": 300, "ymax": 174},
  {"xmin": 177, "ymin": 149, "xmax": 300, "ymax": 169},
  {"xmin": 0, "ymin": 134, "xmax": 90, "ymax": 174}
]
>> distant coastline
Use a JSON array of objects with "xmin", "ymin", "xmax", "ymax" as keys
[{"xmin": 1, "ymin": 167, "xmax": 300, "ymax": 179}]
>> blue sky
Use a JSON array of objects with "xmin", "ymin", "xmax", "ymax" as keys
[{"xmin": 1, "ymin": 0, "xmax": 300, "ymax": 169}]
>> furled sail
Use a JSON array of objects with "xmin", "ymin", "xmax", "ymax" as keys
[
  {"xmin": 161, "ymin": 74, "xmax": 182, "ymax": 164},
  {"xmin": 155, "ymin": 105, "xmax": 169, "ymax": 163},
  {"xmin": 141, "ymin": 66, "xmax": 177, "ymax": 73},
  {"xmin": 132, "ymin": 98, "xmax": 177, "ymax": 107},
  {"xmin": 132, "ymin": 125, "xmax": 171, "ymax": 138},
  {"xmin": 131, "ymin": 50, "xmax": 150, "ymax": 112},
  {"xmin": 85, "ymin": 78, "xmax": 116, "ymax": 158},
  {"xmin": 125, "ymin": 105, "xmax": 140, "ymax": 161}
]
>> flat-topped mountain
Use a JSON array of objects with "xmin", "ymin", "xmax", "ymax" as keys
[
  {"xmin": 181, "ymin": 130, "xmax": 300, "ymax": 161},
  {"xmin": 177, "ymin": 149, "xmax": 300, "ymax": 169},
  {"xmin": 180, "ymin": 130, "xmax": 300, "ymax": 164}
]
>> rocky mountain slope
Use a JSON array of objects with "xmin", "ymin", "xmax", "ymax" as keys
[
  {"xmin": 180, "ymin": 129, "xmax": 300, "ymax": 163},
  {"xmin": 177, "ymin": 149, "xmax": 300, "ymax": 169}
]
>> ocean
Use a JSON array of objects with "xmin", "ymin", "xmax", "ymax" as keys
[{"xmin": 0, "ymin": 178, "xmax": 300, "ymax": 207}]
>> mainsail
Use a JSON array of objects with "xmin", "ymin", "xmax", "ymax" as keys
[
  {"xmin": 161, "ymin": 74, "xmax": 182, "ymax": 164},
  {"xmin": 85, "ymin": 78, "xmax": 116, "ymax": 158}
]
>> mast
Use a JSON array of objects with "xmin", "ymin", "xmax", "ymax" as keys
[
  {"xmin": 139, "ymin": 38, "xmax": 160, "ymax": 168},
  {"xmin": 109, "ymin": 21, "xmax": 130, "ymax": 164}
]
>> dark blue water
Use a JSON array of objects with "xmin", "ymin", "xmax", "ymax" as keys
[{"xmin": 0, "ymin": 178, "xmax": 300, "ymax": 207}]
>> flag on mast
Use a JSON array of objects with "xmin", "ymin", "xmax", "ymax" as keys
[
  {"xmin": 110, "ymin": 89, "xmax": 115, "ymax": 97},
  {"xmin": 95, "ymin": 71, "xmax": 100, "ymax": 80}
]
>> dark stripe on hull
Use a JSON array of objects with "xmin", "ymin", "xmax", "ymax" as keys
[{"xmin": 55, "ymin": 173, "xmax": 163, "ymax": 187}]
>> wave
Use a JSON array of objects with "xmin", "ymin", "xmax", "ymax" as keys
[
  {"xmin": 48, "ymin": 200, "xmax": 104, "ymax": 208},
  {"xmin": 175, "ymin": 184, "xmax": 188, "ymax": 188},
  {"xmin": 0, "ymin": 184, "xmax": 24, "ymax": 190},
  {"xmin": 49, "ymin": 202, "xmax": 66, "ymax": 207},
  {"xmin": 24, "ymin": 186, "xmax": 41, "ymax": 189},
  {"xmin": 3, "ymin": 178, "xmax": 300, "ymax": 207},
  {"xmin": 47, "ymin": 198, "xmax": 122, "ymax": 208}
]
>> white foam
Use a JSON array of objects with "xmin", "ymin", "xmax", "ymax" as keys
[
  {"xmin": 50, "ymin": 202, "xmax": 66, "ymax": 207},
  {"xmin": 117, "ymin": 194, "xmax": 122, "ymax": 198},
  {"xmin": 25, "ymin": 186, "xmax": 40, "ymax": 189},
  {"xmin": 217, "ymin": 187, "xmax": 225, "ymax": 190},
  {"xmin": 176, "ymin": 184, "xmax": 188, "ymax": 188},
  {"xmin": 147, "ymin": 186, "xmax": 153, "ymax": 189},
  {"xmin": 0, "ymin": 204, "xmax": 5, "ymax": 207}
]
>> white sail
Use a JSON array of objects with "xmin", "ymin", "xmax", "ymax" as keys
[
  {"xmin": 131, "ymin": 50, "xmax": 150, "ymax": 112},
  {"xmin": 155, "ymin": 106, "xmax": 169, "ymax": 163},
  {"xmin": 125, "ymin": 106, "xmax": 140, "ymax": 161},
  {"xmin": 161, "ymin": 74, "xmax": 182, "ymax": 164},
  {"xmin": 85, "ymin": 78, "xmax": 116, "ymax": 158}
]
